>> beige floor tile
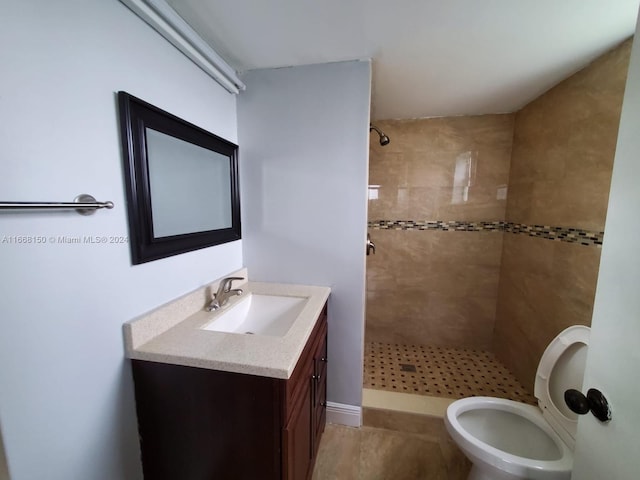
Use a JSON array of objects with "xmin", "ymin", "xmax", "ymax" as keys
[
  {"xmin": 312, "ymin": 425, "xmax": 361, "ymax": 480},
  {"xmin": 363, "ymin": 407, "xmax": 445, "ymax": 439},
  {"xmin": 358, "ymin": 426, "xmax": 448, "ymax": 480},
  {"xmin": 313, "ymin": 424, "xmax": 468, "ymax": 480},
  {"xmin": 363, "ymin": 342, "xmax": 535, "ymax": 404}
]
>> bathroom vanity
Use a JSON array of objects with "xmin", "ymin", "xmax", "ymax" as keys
[{"xmin": 123, "ymin": 273, "xmax": 330, "ymax": 480}]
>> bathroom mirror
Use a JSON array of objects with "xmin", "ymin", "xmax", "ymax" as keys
[{"xmin": 118, "ymin": 92, "xmax": 240, "ymax": 264}]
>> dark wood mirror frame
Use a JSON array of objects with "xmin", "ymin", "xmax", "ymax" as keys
[{"xmin": 117, "ymin": 91, "xmax": 241, "ymax": 265}]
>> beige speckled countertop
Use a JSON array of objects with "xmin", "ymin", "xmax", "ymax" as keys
[{"xmin": 123, "ymin": 271, "xmax": 330, "ymax": 379}]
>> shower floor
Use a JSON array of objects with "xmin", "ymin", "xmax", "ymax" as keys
[{"xmin": 363, "ymin": 342, "xmax": 536, "ymax": 405}]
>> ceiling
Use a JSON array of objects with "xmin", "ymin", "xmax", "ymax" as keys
[{"xmin": 165, "ymin": 0, "xmax": 639, "ymax": 120}]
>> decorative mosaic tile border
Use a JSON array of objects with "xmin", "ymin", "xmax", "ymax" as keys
[
  {"xmin": 504, "ymin": 223, "xmax": 603, "ymax": 246},
  {"xmin": 368, "ymin": 220, "xmax": 604, "ymax": 247},
  {"xmin": 369, "ymin": 220, "xmax": 504, "ymax": 232}
]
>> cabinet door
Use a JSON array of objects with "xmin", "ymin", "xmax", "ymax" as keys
[
  {"xmin": 131, "ymin": 360, "xmax": 282, "ymax": 480},
  {"xmin": 312, "ymin": 330, "xmax": 327, "ymax": 454},
  {"xmin": 283, "ymin": 379, "xmax": 313, "ymax": 480}
]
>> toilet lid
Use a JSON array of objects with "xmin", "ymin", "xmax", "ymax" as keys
[{"xmin": 534, "ymin": 325, "xmax": 590, "ymax": 447}]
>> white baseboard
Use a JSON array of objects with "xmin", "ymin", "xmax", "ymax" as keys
[{"xmin": 326, "ymin": 401, "xmax": 362, "ymax": 427}]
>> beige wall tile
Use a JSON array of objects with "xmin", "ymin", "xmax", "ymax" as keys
[
  {"xmin": 369, "ymin": 187, "xmax": 410, "ymax": 219},
  {"xmin": 508, "ymin": 39, "xmax": 631, "ymax": 232},
  {"xmin": 407, "ymin": 187, "xmax": 440, "ymax": 220},
  {"xmin": 435, "ymin": 185, "xmax": 507, "ymax": 222},
  {"xmin": 369, "ymin": 152, "xmax": 409, "ymax": 187},
  {"xmin": 428, "ymin": 231, "xmax": 503, "ymax": 266},
  {"xmin": 493, "ymin": 40, "xmax": 629, "ymax": 389},
  {"xmin": 369, "ymin": 114, "xmax": 514, "ymax": 223},
  {"xmin": 424, "ymin": 262, "xmax": 500, "ymax": 298},
  {"xmin": 366, "ymin": 229, "xmax": 502, "ymax": 347},
  {"xmin": 504, "ymin": 181, "xmax": 533, "ymax": 224},
  {"xmin": 494, "ymin": 234, "xmax": 602, "ymax": 390},
  {"xmin": 492, "ymin": 312, "xmax": 540, "ymax": 392},
  {"xmin": 422, "ymin": 294, "xmax": 496, "ymax": 349},
  {"xmin": 367, "ymin": 41, "xmax": 626, "ymax": 362},
  {"xmin": 367, "ymin": 114, "xmax": 513, "ymax": 348},
  {"xmin": 406, "ymin": 151, "xmax": 457, "ymax": 187}
]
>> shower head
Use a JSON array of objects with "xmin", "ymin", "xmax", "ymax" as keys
[{"xmin": 370, "ymin": 124, "xmax": 390, "ymax": 146}]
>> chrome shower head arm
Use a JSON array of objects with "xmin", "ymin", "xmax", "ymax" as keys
[{"xmin": 370, "ymin": 123, "xmax": 390, "ymax": 146}]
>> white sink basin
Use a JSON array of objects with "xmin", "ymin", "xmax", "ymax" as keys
[{"xmin": 201, "ymin": 293, "xmax": 307, "ymax": 337}]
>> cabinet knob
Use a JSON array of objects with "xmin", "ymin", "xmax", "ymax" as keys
[{"xmin": 321, "ymin": 357, "xmax": 327, "ymax": 363}]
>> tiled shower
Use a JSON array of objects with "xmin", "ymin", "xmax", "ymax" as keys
[{"xmin": 365, "ymin": 38, "xmax": 632, "ymax": 401}]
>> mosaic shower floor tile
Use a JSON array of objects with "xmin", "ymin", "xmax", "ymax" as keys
[{"xmin": 363, "ymin": 342, "xmax": 536, "ymax": 405}]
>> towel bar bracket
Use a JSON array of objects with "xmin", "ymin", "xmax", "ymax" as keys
[{"xmin": 73, "ymin": 194, "xmax": 114, "ymax": 215}]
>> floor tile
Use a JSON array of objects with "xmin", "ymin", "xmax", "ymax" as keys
[
  {"xmin": 312, "ymin": 424, "xmax": 470, "ymax": 480},
  {"xmin": 358, "ymin": 426, "xmax": 448, "ymax": 480},
  {"xmin": 312, "ymin": 424, "xmax": 361, "ymax": 480},
  {"xmin": 363, "ymin": 342, "xmax": 536, "ymax": 404}
]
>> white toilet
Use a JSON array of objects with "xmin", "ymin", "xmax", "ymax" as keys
[{"xmin": 444, "ymin": 325, "xmax": 590, "ymax": 480}]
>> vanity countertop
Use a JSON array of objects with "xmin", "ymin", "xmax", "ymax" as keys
[{"xmin": 123, "ymin": 277, "xmax": 330, "ymax": 379}]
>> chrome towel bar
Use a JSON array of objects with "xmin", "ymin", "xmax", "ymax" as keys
[{"xmin": 0, "ymin": 194, "xmax": 114, "ymax": 216}]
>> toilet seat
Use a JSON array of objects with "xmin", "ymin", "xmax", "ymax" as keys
[
  {"xmin": 446, "ymin": 396, "xmax": 573, "ymax": 479},
  {"xmin": 444, "ymin": 325, "xmax": 591, "ymax": 480},
  {"xmin": 534, "ymin": 325, "xmax": 590, "ymax": 447}
]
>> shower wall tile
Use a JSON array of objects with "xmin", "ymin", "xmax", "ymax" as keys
[
  {"xmin": 428, "ymin": 230, "xmax": 504, "ymax": 266},
  {"xmin": 369, "ymin": 114, "xmax": 514, "ymax": 224},
  {"xmin": 492, "ymin": 318, "xmax": 540, "ymax": 392},
  {"xmin": 494, "ymin": 235, "xmax": 602, "ymax": 390},
  {"xmin": 366, "ymin": 228, "xmax": 504, "ymax": 348},
  {"xmin": 436, "ymin": 185, "xmax": 508, "ymax": 222},
  {"xmin": 367, "ymin": 114, "xmax": 513, "ymax": 348},
  {"xmin": 368, "ymin": 39, "xmax": 630, "ymax": 362},
  {"xmin": 406, "ymin": 152, "xmax": 457, "ymax": 187},
  {"xmin": 494, "ymin": 39, "xmax": 631, "ymax": 390},
  {"xmin": 506, "ymin": 38, "xmax": 632, "ymax": 232}
]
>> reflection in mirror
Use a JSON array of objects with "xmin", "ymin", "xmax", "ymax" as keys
[
  {"xmin": 118, "ymin": 91, "xmax": 240, "ymax": 265},
  {"xmin": 146, "ymin": 128, "xmax": 232, "ymax": 237}
]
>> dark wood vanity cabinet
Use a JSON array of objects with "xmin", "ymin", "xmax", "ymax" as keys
[
  {"xmin": 131, "ymin": 303, "xmax": 328, "ymax": 480},
  {"xmin": 283, "ymin": 307, "xmax": 327, "ymax": 480}
]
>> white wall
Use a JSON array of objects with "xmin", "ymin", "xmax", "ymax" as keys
[
  {"xmin": 0, "ymin": 424, "xmax": 8, "ymax": 480},
  {"xmin": 572, "ymin": 11, "xmax": 640, "ymax": 479},
  {"xmin": 238, "ymin": 61, "xmax": 371, "ymax": 408},
  {"xmin": 0, "ymin": 1, "xmax": 241, "ymax": 479}
]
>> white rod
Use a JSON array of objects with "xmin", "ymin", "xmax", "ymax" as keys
[
  {"xmin": 145, "ymin": 0, "xmax": 243, "ymax": 87},
  {"xmin": 119, "ymin": 0, "xmax": 245, "ymax": 94}
]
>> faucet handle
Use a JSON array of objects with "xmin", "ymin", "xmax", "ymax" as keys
[
  {"xmin": 223, "ymin": 276, "xmax": 244, "ymax": 287},
  {"xmin": 217, "ymin": 276, "xmax": 245, "ymax": 293}
]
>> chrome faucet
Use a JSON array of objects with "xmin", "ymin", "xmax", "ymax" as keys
[{"xmin": 206, "ymin": 277, "xmax": 244, "ymax": 311}]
